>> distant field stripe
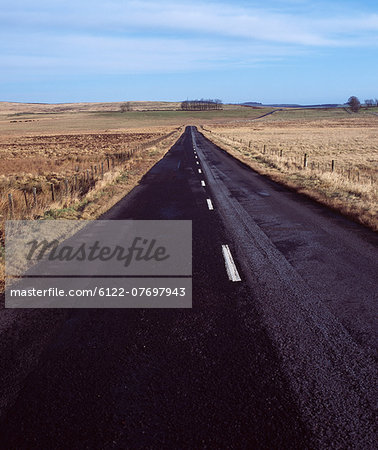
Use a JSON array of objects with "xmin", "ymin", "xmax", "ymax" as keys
[{"xmin": 222, "ymin": 245, "xmax": 241, "ymax": 282}]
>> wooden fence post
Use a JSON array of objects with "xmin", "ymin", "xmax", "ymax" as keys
[
  {"xmin": 8, "ymin": 193, "xmax": 14, "ymax": 219},
  {"xmin": 64, "ymin": 179, "xmax": 69, "ymax": 196},
  {"xmin": 331, "ymin": 160, "xmax": 335, "ymax": 172},
  {"xmin": 32, "ymin": 187, "xmax": 37, "ymax": 206},
  {"xmin": 303, "ymin": 153, "xmax": 308, "ymax": 168},
  {"xmin": 50, "ymin": 184, "xmax": 55, "ymax": 201},
  {"xmin": 23, "ymin": 190, "xmax": 29, "ymax": 209},
  {"xmin": 101, "ymin": 162, "xmax": 104, "ymax": 178}
]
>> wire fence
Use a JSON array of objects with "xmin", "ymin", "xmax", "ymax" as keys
[
  {"xmin": 2, "ymin": 129, "xmax": 179, "ymax": 220},
  {"xmin": 202, "ymin": 128, "xmax": 377, "ymax": 186}
]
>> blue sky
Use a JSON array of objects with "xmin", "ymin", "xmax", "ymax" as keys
[{"xmin": 1, "ymin": 0, "xmax": 377, "ymax": 104}]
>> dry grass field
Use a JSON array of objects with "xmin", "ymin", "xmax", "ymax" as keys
[
  {"xmin": 0, "ymin": 102, "xmax": 272, "ymax": 136},
  {"xmin": 0, "ymin": 101, "xmax": 182, "ymax": 114},
  {"xmin": 0, "ymin": 128, "xmax": 180, "ymax": 221},
  {"xmin": 202, "ymin": 110, "xmax": 378, "ymax": 230}
]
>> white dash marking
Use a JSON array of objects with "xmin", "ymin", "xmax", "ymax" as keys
[
  {"xmin": 222, "ymin": 245, "xmax": 241, "ymax": 282},
  {"xmin": 198, "ymin": 169, "xmax": 202, "ymax": 173},
  {"xmin": 177, "ymin": 160, "xmax": 181, "ymax": 169},
  {"xmin": 201, "ymin": 180, "xmax": 206, "ymax": 186},
  {"xmin": 195, "ymin": 155, "xmax": 198, "ymax": 159},
  {"xmin": 207, "ymin": 199, "xmax": 214, "ymax": 210},
  {"xmin": 196, "ymin": 161, "xmax": 200, "ymax": 165}
]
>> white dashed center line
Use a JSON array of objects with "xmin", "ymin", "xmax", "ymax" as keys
[
  {"xmin": 201, "ymin": 180, "xmax": 206, "ymax": 187},
  {"xmin": 207, "ymin": 199, "xmax": 214, "ymax": 210},
  {"xmin": 222, "ymin": 245, "xmax": 241, "ymax": 282},
  {"xmin": 198, "ymin": 169, "xmax": 202, "ymax": 173}
]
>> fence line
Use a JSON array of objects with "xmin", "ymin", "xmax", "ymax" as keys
[
  {"xmin": 2, "ymin": 129, "xmax": 180, "ymax": 219},
  {"xmin": 203, "ymin": 129, "xmax": 376, "ymax": 186}
]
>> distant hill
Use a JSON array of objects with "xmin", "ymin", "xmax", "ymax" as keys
[{"xmin": 241, "ymin": 102, "xmax": 340, "ymax": 108}]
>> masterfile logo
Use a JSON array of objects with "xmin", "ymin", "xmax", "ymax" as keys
[
  {"xmin": 6, "ymin": 220, "xmax": 191, "ymax": 276},
  {"xmin": 25, "ymin": 237, "xmax": 170, "ymax": 267},
  {"xmin": 5, "ymin": 220, "xmax": 192, "ymax": 308}
]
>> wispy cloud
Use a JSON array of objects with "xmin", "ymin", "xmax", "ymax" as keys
[
  {"xmin": 0, "ymin": 0, "xmax": 377, "ymax": 78},
  {"xmin": 0, "ymin": 33, "xmax": 302, "ymax": 78},
  {"xmin": 2, "ymin": 0, "xmax": 378, "ymax": 46}
]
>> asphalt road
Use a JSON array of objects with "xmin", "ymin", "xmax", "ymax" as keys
[{"xmin": 0, "ymin": 126, "xmax": 376, "ymax": 449}]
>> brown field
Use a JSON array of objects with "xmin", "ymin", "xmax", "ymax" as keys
[
  {"xmin": 0, "ymin": 100, "xmax": 182, "ymax": 114},
  {"xmin": 0, "ymin": 127, "xmax": 180, "ymax": 221},
  {"xmin": 0, "ymin": 102, "xmax": 273, "ymax": 136},
  {"xmin": 202, "ymin": 112, "xmax": 378, "ymax": 230}
]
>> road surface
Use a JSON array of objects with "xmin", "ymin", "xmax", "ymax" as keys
[{"xmin": 0, "ymin": 126, "xmax": 376, "ymax": 449}]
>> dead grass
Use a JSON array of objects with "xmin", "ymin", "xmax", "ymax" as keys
[
  {"xmin": 0, "ymin": 130, "xmax": 170, "ymax": 175},
  {"xmin": 0, "ymin": 128, "xmax": 179, "ymax": 220},
  {"xmin": 201, "ymin": 114, "xmax": 378, "ymax": 230}
]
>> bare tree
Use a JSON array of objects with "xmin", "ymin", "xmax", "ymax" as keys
[
  {"xmin": 347, "ymin": 96, "xmax": 361, "ymax": 113},
  {"xmin": 120, "ymin": 102, "xmax": 132, "ymax": 112},
  {"xmin": 365, "ymin": 99, "xmax": 375, "ymax": 108}
]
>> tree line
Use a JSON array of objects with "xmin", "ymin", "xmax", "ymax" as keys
[{"xmin": 181, "ymin": 99, "xmax": 223, "ymax": 111}]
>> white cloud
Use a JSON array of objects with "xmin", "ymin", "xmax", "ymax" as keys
[
  {"xmin": 0, "ymin": 33, "xmax": 302, "ymax": 76},
  {"xmin": 1, "ymin": 0, "xmax": 377, "ymax": 78},
  {"xmin": 1, "ymin": 0, "xmax": 378, "ymax": 47}
]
